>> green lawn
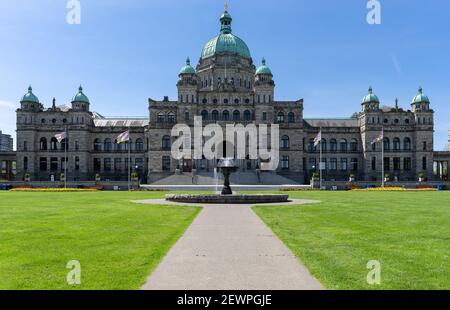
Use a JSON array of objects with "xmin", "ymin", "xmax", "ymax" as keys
[
  {"xmin": 0, "ymin": 191, "xmax": 200, "ymax": 290},
  {"xmin": 253, "ymin": 191, "xmax": 450, "ymax": 290}
]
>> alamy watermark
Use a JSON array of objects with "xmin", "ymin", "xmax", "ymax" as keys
[
  {"xmin": 366, "ymin": 260, "xmax": 381, "ymax": 285},
  {"xmin": 171, "ymin": 117, "xmax": 280, "ymax": 171},
  {"xmin": 67, "ymin": 0, "xmax": 81, "ymax": 25},
  {"xmin": 66, "ymin": 260, "xmax": 81, "ymax": 285},
  {"xmin": 367, "ymin": 0, "xmax": 381, "ymax": 25}
]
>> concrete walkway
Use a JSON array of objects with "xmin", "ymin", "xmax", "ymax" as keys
[{"xmin": 132, "ymin": 199, "xmax": 324, "ymax": 290}]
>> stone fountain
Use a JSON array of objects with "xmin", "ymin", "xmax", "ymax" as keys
[{"xmin": 165, "ymin": 158, "xmax": 289, "ymax": 204}]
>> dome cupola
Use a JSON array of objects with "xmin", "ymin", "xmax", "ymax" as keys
[
  {"xmin": 72, "ymin": 85, "xmax": 90, "ymax": 103},
  {"xmin": 362, "ymin": 87, "xmax": 380, "ymax": 103},
  {"xmin": 201, "ymin": 5, "xmax": 251, "ymax": 60},
  {"xmin": 179, "ymin": 57, "xmax": 196, "ymax": 75},
  {"xmin": 411, "ymin": 87, "xmax": 430, "ymax": 104},
  {"xmin": 21, "ymin": 86, "xmax": 39, "ymax": 103},
  {"xmin": 256, "ymin": 58, "xmax": 273, "ymax": 76}
]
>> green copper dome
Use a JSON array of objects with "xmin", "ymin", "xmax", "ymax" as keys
[
  {"xmin": 179, "ymin": 57, "xmax": 196, "ymax": 75},
  {"xmin": 411, "ymin": 87, "xmax": 430, "ymax": 104},
  {"xmin": 362, "ymin": 87, "xmax": 380, "ymax": 103},
  {"xmin": 201, "ymin": 9, "xmax": 251, "ymax": 60},
  {"xmin": 72, "ymin": 85, "xmax": 90, "ymax": 103},
  {"xmin": 256, "ymin": 58, "xmax": 272, "ymax": 75},
  {"xmin": 21, "ymin": 86, "xmax": 39, "ymax": 103}
]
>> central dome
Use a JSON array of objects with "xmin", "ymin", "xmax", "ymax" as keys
[{"xmin": 201, "ymin": 9, "xmax": 251, "ymax": 60}]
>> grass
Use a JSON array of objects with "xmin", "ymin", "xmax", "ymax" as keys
[
  {"xmin": 253, "ymin": 191, "xmax": 450, "ymax": 290},
  {"xmin": 0, "ymin": 191, "xmax": 200, "ymax": 290}
]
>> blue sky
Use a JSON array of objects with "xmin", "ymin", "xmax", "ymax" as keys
[{"xmin": 1, "ymin": 0, "xmax": 449, "ymax": 150}]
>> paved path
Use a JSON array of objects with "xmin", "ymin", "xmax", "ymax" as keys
[{"xmin": 132, "ymin": 199, "xmax": 324, "ymax": 290}]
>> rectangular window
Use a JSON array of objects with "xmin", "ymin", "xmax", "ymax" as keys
[
  {"xmin": 371, "ymin": 157, "xmax": 376, "ymax": 171},
  {"xmin": 308, "ymin": 158, "xmax": 316, "ymax": 171},
  {"xmin": 330, "ymin": 158, "xmax": 337, "ymax": 171},
  {"xmin": 93, "ymin": 158, "xmax": 101, "ymax": 172},
  {"xmin": 162, "ymin": 156, "xmax": 171, "ymax": 171},
  {"xmin": 114, "ymin": 158, "xmax": 122, "ymax": 171},
  {"xmin": 423, "ymin": 141, "xmax": 427, "ymax": 151},
  {"xmin": 340, "ymin": 158, "xmax": 348, "ymax": 171},
  {"xmin": 135, "ymin": 158, "xmax": 144, "ymax": 171},
  {"xmin": 75, "ymin": 157, "xmax": 80, "ymax": 171},
  {"xmin": 50, "ymin": 157, "xmax": 58, "ymax": 171},
  {"xmin": 61, "ymin": 157, "xmax": 67, "ymax": 171},
  {"xmin": 302, "ymin": 157, "xmax": 306, "ymax": 172},
  {"xmin": 281, "ymin": 156, "xmax": 289, "ymax": 170},
  {"xmin": 384, "ymin": 157, "xmax": 390, "ymax": 171},
  {"xmin": 404, "ymin": 158, "xmax": 411, "ymax": 171},
  {"xmin": 40, "ymin": 158, "xmax": 47, "ymax": 171},
  {"xmin": 104, "ymin": 158, "xmax": 112, "ymax": 172},
  {"xmin": 350, "ymin": 158, "xmax": 358, "ymax": 171},
  {"xmin": 393, "ymin": 157, "xmax": 401, "ymax": 171},
  {"xmin": 422, "ymin": 157, "xmax": 427, "ymax": 170},
  {"xmin": 262, "ymin": 112, "xmax": 267, "ymax": 121}
]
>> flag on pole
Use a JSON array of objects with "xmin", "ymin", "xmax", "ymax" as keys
[
  {"xmin": 313, "ymin": 131, "xmax": 322, "ymax": 147},
  {"xmin": 116, "ymin": 130, "xmax": 130, "ymax": 144},
  {"xmin": 54, "ymin": 131, "xmax": 66, "ymax": 143},
  {"xmin": 371, "ymin": 132, "xmax": 383, "ymax": 145}
]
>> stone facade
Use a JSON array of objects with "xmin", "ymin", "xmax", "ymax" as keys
[{"xmin": 13, "ymin": 8, "xmax": 448, "ymax": 184}]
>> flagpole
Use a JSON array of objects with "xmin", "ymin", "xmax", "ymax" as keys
[
  {"xmin": 381, "ymin": 127, "xmax": 384, "ymax": 188},
  {"xmin": 128, "ymin": 126, "xmax": 131, "ymax": 191},
  {"xmin": 319, "ymin": 128, "xmax": 322, "ymax": 190},
  {"xmin": 65, "ymin": 126, "xmax": 67, "ymax": 188}
]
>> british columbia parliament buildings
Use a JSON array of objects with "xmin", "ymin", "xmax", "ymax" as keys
[{"xmin": 13, "ymin": 8, "xmax": 449, "ymax": 184}]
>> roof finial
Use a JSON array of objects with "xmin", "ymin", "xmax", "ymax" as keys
[
  {"xmin": 186, "ymin": 57, "xmax": 190, "ymax": 66},
  {"xmin": 418, "ymin": 86, "xmax": 423, "ymax": 94},
  {"xmin": 28, "ymin": 85, "xmax": 32, "ymax": 92},
  {"xmin": 395, "ymin": 98, "xmax": 399, "ymax": 109},
  {"xmin": 224, "ymin": 1, "xmax": 228, "ymax": 11},
  {"xmin": 79, "ymin": 85, "xmax": 83, "ymax": 92},
  {"xmin": 368, "ymin": 86, "xmax": 373, "ymax": 94},
  {"xmin": 52, "ymin": 97, "xmax": 56, "ymax": 109},
  {"xmin": 262, "ymin": 57, "xmax": 266, "ymax": 66}
]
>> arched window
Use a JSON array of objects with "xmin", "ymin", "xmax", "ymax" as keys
[
  {"xmin": 288, "ymin": 112, "xmax": 295, "ymax": 123},
  {"xmin": 50, "ymin": 137, "xmax": 58, "ymax": 151},
  {"xmin": 94, "ymin": 139, "xmax": 102, "ymax": 151},
  {"xmin": 201, "ymin": 110, "xmax": 209, "ymax": 121},
  {"xmin": 330, "ymin": 139, "xmax": 337, "ymax": 152},
  {"xmin": 404, "ymin": 137, "xmax": 411, "ymax": 151},
  {"xmin": 383, "ymin": 138, "xmax": 390, "ymax": 151},
  {"xmin": 135, "ymin": 138, "xmax": 144, "ymax": 151},
  {"xmin": 276, "ymin": 112, "xmax": 285, "ymax": 123},
  {"xmin": 162, "ymin": 135, "xmax": 171, "ymax": 150},
  {"xmin": 321, "ymin": 139, "xmax": 327, "ymax": 152},
  {"xmin": 281, "ymin": 135, "xmax": 290, "ymax": 149},
  {"xmin": 40, "ymin": 137, "xmax": 47, "ymax": 150},
  {"xmin": 115, "ymin": 140, "xmax": 122, "ymax": 151},
  {"xmin": 350, "ymin": 139, "xmax": 358, "ymax": 152},
  {"xmin": 167, "ymin": 112, "xmax": 175, "ymax": 124},
  {"xmin": 61, "ymin": 138, "xmax": 68, "ymax": 151},
  {"xmin": 223, "ymin": 110, "xmax": 230, "ymax": 121},
  {"xmin": 157, "ymin": 112, "xmax": 164, "ymax": 123},
  {"xmin": 244, "ymin": 110, "xmax": 251, "ymax": 121},
  {"xmin": 233, "ymin": 110, "xmax": 240, "ymax": 121},
  {"xmin": 393, "ymin": 138, "xmax": 401, "ymax": 151},
  {"xmin": 340, "ymin": 139, "xmax": 348, "ymax": 152},
  {"xmin": 104, "ymin": 139, "xmax": 112, "ymax": 152},
  {"xmin": 308, "ymin": 139, "xmax": 316, "ymax": 152},
  {"xmin": 212, "ymin": 110, "xmax": 219, "ymax": 121}
]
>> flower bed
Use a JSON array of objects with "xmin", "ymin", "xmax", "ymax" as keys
[
  {"xmin": 351, "ymin": 187, "xmax": 437, "ymax": 192},
  {"xmin": 10, "ymin": 188, "xmax": 99, "ymax": 192}
]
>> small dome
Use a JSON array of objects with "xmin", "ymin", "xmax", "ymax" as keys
[
  {"xmin": 21, "ymin": 86, "xmax": 39, "ymax": 103},
  {"xmin": 256, "ymin": 58, "xmax": 272, "ymax": 75},
  {"xmin": 72, "ymin": 85, "xmax": 90, "ymax": 103},
  {"xmin": 179, "ymin": 57, "xmax": 196, "ymax": 75},
  {"xmin": 411, "ymin": 87, "xmax": 430, "ymax": 104},
  {"xmin": 362, "ymin": 87, "xmax": 380, "ymax": 103}
]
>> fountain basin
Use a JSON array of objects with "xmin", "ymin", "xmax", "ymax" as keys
[{"xmin": 165, "ymin": 194, "xmax": 289, "ymax": 204}]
